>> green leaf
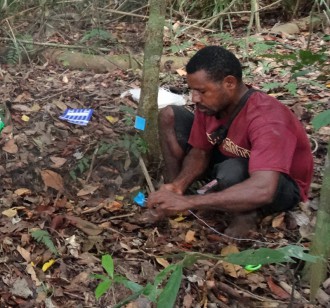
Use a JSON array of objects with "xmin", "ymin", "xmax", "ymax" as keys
[
  {"xmin": 30, "ymin": 229, "xmax": 58, "ymax": 256},
  {"xmin": 91, "ymin": 273, "xmax": 108, "ymax": 280},
  {"xmin": 278, "ymin": 245, "xmax": 321, "ymax": 263},
  {"xmin": 299, "ymin": 50, "xmax": 326, "ymax": 65},
  {"xmin": 261, "ymin": 82, "xmax": 282, "ymax": 91},
  {"xmin": 291, "ymin": 69, "xmax": 311, "ymax": 79},
  {"xmin": 284, "ymin": 82, "xmax": 297, "ymax": 96},
  {"xmin": 225, "ymin": 248, "xmax": 292, "ymax": 265},
  {"xmin": 102, "ymin": 255, "xmax": 114, "ymax": 278},
  {"xmin": 312, "ymin": 110, "xmax": 330, "ymax": 131},
  {"xmin": 114, "ymin": 275, "xmax": 144, "ymax": 293},
  {"xmin": 154, "ymin": 264, "xmax": 177, "ymax": 286},
  {"xmin": 157, "ymin": 265, "xmax": 183, "ymax": 308},
  {"xmin": 95, "ymin": 278, "xmax": 112, "ymax": 300}
]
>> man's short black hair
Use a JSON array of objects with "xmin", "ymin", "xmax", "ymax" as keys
[{"xmin": 186, "ymin": 46, "xmax": 242, "ymax": 82}]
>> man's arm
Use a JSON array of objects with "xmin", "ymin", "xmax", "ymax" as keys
[
  {"xmin": 147, "ymin": 170, "xmax": 280, "ymax": 214},
  {"xmin": 170, "ymin": 147, "xmax": 211, "ymax": 193}
]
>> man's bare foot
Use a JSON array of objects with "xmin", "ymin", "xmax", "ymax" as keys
[{"xmin": 224, "ymin": 211, "xmax": 258, "ymax": 239}]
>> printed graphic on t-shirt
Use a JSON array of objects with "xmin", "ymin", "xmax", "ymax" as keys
[{"xmin": 221, "ymin": 137, "xmax": 251, "ymax": 158}]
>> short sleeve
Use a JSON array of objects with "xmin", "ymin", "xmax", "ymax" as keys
[{"xmin": 188, "ymin": 111, "xmax": 214, "ymax": 151}]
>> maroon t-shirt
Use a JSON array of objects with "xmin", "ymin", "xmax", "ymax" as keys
[{"xmin": 188, "ymin": 91, "xmax": 313, "ymax": 201}]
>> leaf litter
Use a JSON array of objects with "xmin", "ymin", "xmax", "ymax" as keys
[{"xmin": 0, "ymin": 19, "xmax": 329, "ymax": 308}]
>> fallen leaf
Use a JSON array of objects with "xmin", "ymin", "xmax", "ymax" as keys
[
  {"xmin": 3, "ymin": 139, "xmax": 18, "ymax": 154},
  {"xmin": 62, "ymin": 75, "xmax": 69, "ymax": 83},
  {"xmin": 66, "ymin": 216, "xmax": 103, "ymax": 236},
  {"xmin": 221, "ymin": 245, "xmax": 245, "ymax": 278},
  {"xmin": 10, "ymin": 278, "xmax": 33, "ymax": 299},
  {"xmin": 156, "ymin": 257, "xmax": 170, "ymax": 268},
  {"xmin": 104, "ymin": 200, "xmax": 123, "ymax": 212},
  {"xmin": 40, "ymin": 169, "xmax": 64, "ymax": 191},
  {"xmin": 26, "ymin": 263, "xmax": 41, "ymax": 286},
  {"xmin": 267, "ymin": 277, "xmax": 290, "ymax": 299},
  {"xmin": 106, "ymin": 115, "xmax": 119, "ymax": 124},
  {"xmin": 77, "ymin": 185, "xmax": 99, "ymax": 196},
  {"xmin": 176, "ymin": 68, "xmax": 187, "ymax": 76},
  {"xmin": 21, "ymin": 115, "xmax": 30, "ymax": 122},
  {"xmin": 17, "ymin": 246, "xmax": 31, "ymax": 263},
  {"xmin": 272, "ymin": 212, "xmax": 285, "ymax": 229},
  {"xmin": 185, "ymin": 230, "xmax": 196, "ymax": 243},
  {"xmin": 183, "ymin": 293, "xmax": 193, "ymax": 308},
  {"xmin": 50, "ymin": 156, "xmax": 67, "ymax": 168},
  {"xmin": 42, "ymin": 259, "xmax": 56, "ymax": 272},
  {"xmin": 2, "ymin": 207, "xmax": 25, "ymax": 218},
  {"xmin": 30, "ymin": 104, "xmax": 41, "ymax": 112},
  {"xmin": 14, "ymin": 188, "xmax": 32, "ymax": 196},
  {"xmin": 53, "ymin": 99, "xmax": 68, "ymax": 111}
]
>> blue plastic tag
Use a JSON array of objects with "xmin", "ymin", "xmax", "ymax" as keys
[
  {"xmin": 134, "ymin": 116, "xmax": 146, "ymax": 131},
  {"xmin": 133, "ymin": 192, "xmax": 146, "ymax": 207}
]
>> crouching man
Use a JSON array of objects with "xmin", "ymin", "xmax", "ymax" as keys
[{"xmin": 147, "ymin": 46, "xmax": 313, "ymax": 238}]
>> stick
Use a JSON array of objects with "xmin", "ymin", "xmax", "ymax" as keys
[{"xmin": 138, "ymin": 156, "xmax": 155, "ymax": 192}]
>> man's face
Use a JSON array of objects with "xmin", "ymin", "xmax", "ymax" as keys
[{"xmin": 187, "ymin": 70, "xmax": 232, "ymax": 116}]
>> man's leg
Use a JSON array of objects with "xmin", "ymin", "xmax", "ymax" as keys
[
  {"xmin": 158, "ymin": 105, "xmax": 194, "ymax": 182},
  {"xmin": 212, "ymin": 158, "xmax": 300, "ymax": 238}
]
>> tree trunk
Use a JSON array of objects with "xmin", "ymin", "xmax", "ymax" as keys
[
  {"xmin": 303, "ymin": 142, "xmax": 330, "ymax": 301},
  {"xmin": 137, "ymin": 0, "xmax": 166, "ymax": 163}
]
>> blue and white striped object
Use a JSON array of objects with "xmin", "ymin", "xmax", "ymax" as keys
[{"xmin": 59, "ymin": 109, "xmax": 93, "ymax": 126}]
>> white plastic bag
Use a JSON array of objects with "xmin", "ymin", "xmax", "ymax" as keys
[{"xmin": 120, "ymin": 87, "xmax": 186, "ymax": 109}]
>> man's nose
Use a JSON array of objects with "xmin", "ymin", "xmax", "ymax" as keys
[{"xmin": 191, "ymin": 90, "xmax": 201, "ymax": 103}]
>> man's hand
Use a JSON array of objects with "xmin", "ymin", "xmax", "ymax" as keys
[{"xmin": 147, "ymin": 188, "xmax": 192, "ymax": 216}]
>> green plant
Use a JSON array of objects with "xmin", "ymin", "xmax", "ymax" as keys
[
  {"xmin": 30, "ymin": 229, "xmax": 58, "ymax": 256},
  {"xmin": 69, "ymin": 156, "xmax": 91, "ymax": 180},
  {"xmin": 80, "ymin": 28, "xmax": 115, "ymax": 45},
  {"xmin": 94, "ymin": 245, "xmax": 320, "ymax": 307},
  {"xmin": 312, "ymin": 109, "xmax": 330, "ymax": 130},
  {"xmin": 5, "ymin": 33, "xmax": 34, "ymax": 65}
]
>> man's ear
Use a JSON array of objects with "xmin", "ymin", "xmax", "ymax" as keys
[{"xmin": 223, "ymin": 75, "xmax": 238, "ymax": 89}]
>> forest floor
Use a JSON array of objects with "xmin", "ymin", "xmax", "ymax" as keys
[{"xmin": 0, "ymin": 10, "xmax": 330, "ymax": 308}]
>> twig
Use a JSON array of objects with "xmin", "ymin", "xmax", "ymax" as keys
[
  {"xmin": 307, "ymin": 0, "xmax": 318, "ymax": 50},
  {"xmin": 139, "ymin": 156, "xmax": 155, "ymax": 192},
  {"xmin": 108, "ymin": 213, "xmax": 135, "ymax": 220},
  {"xmin": 110, "ymin": 4, "xmax": 149, "ymax": 22},
  {"xmin": 85, "ymin": 146, "xmax": 99, "ymax": 183},
  {"xmin": 102, "ymin": 8, "xmax": 148, "ymax": 19},
  {"xmin": 224, "ymin": 278, "xmax": 286, "ymax": 303},
  {"xmin": 0, "ymin": 37, "xmax": 112, "ymax": 52}
]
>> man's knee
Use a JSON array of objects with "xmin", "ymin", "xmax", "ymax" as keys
[
  {"xmin": 158, "ymin": 106, "xmax": 175, "ymax": 130},
  {"xmin": 214, "ymin": 158, "xmax": 249, "ymax": 190}
]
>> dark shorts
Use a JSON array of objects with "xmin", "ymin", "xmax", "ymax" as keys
[{"xmin": 171, "ymin": 105, "xmax": 301, "ymax": 215}]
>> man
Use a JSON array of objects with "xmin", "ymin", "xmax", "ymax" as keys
[{"xmin": 147, "ymin": 46, "xmax": 313, "ymax": 237}]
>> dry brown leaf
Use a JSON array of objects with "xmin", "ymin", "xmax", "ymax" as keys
[
  {"xmin": 2, "ymin": 206, "xmax": 25, "ymax": 218},
  {"xmin": 77, "ymin": 185, "xmax": 99, "ymax": 196},
  {"xmin": 104, "ymin": 200, "xmax": 123, "ymax": 212},
  {"xmin": 53, "ymin": 100, "xmax": 68, "ymax": 111},
  {"xmin": 14, "ymin": 188, "xmax": 32, "ymax": 196},
  {"xmin": 66, "ymin": 216, "xmax": 103, "ymax": 236},
  {"xmin": 221, "ymin": 245, "xmax": 245, "ymax": 278},
  {"xmin": 17, "ymin": 246, "xmax": 31, "ymax": 263},
  {"xmin": 40, "ymin": 169, "xmax": 64, "ymax": 191},
  {"xmin": 26, "ymin": 263, "xmax": 41, "ymax": 286},
  {"xmin": 185, "ymin": 230, "xmax": 196, "ymax": 243},
  {"xmin": 176, "ymin": 68, "xmax": 187, "ymax": 76},
  {"xmin": 50, "ymin": 156, "xmax": 67, "ymax": 168},
  {"xmin": 156, "ymin": 257, "xmax": 170, "ymax": 268},
  {"xmin": 2, "ymin": 139, "xmax": 18, "ymax": 154},
  {"xmin": 183, "ymin": 293, "xmax": 194, "ymax": 308},
  {"xmin": 272, "ymin": 212, "xmax": 285, "ymax": 229},
  {"xmin": 267, "ymin": 277, "xmax": 290, "ymax": 300}
]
